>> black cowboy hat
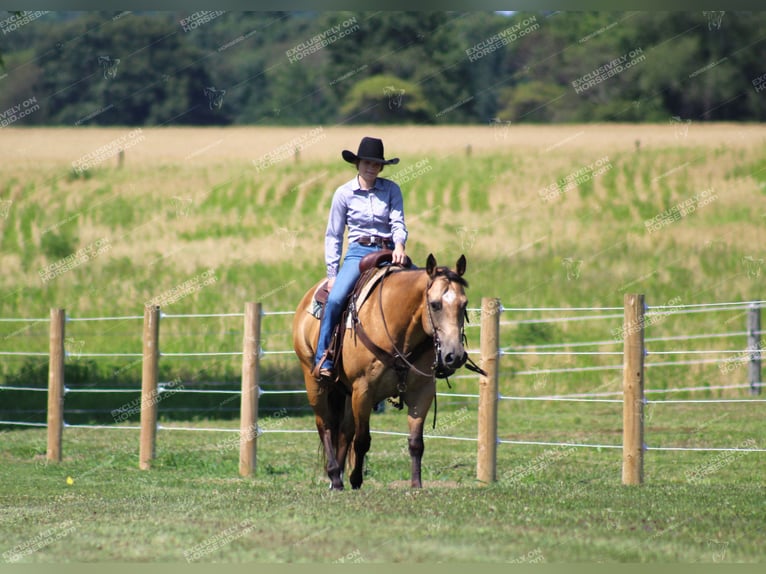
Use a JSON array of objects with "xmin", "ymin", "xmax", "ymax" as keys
[{"xmin": 342, "ymin": 137, "xmax": 399, "ymax": 165}]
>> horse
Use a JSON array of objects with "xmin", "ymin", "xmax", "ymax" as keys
[{"xmin": 293, "ymin": 253, "xmax": 474, "ymax": 490}]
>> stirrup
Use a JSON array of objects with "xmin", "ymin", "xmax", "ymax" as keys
[
  {"xmin": 317, "ymin": 367, "xmax": 335, "ymax": 382},
  {"xmin": 312, "ymin": 351, "xmax": 335, "ymax": 382}
]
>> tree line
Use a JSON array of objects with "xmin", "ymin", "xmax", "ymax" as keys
[{"xmin": 1, "ymin": 10, "xmax": 765, "ymax": 126}]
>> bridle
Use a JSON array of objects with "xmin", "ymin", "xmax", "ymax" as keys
[
  {"xmin": 351, "ymin": 266, "xmax": 485, "ymax": 396},
  {"xmin": 380, "ymin": 267, "xmax": 455, "ymax": 381},
  {"xmin": 422, "ymin": 276, "xmax": 486, "ymax": 380},
  {"xmin": 422, "ymin": 273, "xmax": 467, "ymax": 380}
]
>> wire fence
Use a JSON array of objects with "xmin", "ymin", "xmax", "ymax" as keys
[
  {"xmin": 490, "ymin": 299, "xmax": 764, "ymax": 455},
  {"xmin": 1, "ymin": 298, "xmax": 765, "ymax": 474}
]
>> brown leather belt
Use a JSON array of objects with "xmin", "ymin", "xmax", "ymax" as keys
[{"xmin": 356, "ymin": 236, "xmax": 392, "ymax": 248}]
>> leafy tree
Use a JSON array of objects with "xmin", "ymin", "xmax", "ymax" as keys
[
  {"xmin": 34, "ymin": 13, "xmax": 229, "ymax": 125},
  {"xmin": 2, "ymin": 11, "xmax": 766, "ymax": 125},
  {"xmin": 339, "ymin": 74, "xmax": 436, "ymax": 123},
  {"xmin": 497, "ymin": 80, "xmax": 566, "ymax": 122}
]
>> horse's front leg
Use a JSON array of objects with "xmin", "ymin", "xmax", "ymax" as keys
[
  {"xmin": 349, "ymin": 386, "xmax": 373, "ymax": 490},
  {"xmin": 407, "ymin": 413, "xmax": 425, "ymax": 488},
  {"xmin": 314, "ymin": 387, "xmax": 347, "ymax": 491},
  {"xmin": 335, "ymin": 395, "xmax": 354, "ymax": 483},
  {"xmin": 405, "ymin": 379, "xmax": 435, "ymax": 488},
  {"xmin": 317, "ymin": 419, "xmax": 344, "ymax": 490}
]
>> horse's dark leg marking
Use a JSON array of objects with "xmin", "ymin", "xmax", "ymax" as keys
[
  {"xmin": 319, "ymin": 425, "xmax": 344, "ymax": 490},
  {"xmin": 349, "ymin": 390, "xmax": 372, "ymax": 490},
  {"xmin": 406, "ymin": 379, "xmax": 434, "ymax": 489},
  {"xmin": 349, "ymin": 428, "xmax": 370, "ymax": 490},
  {"xmin": 408, "ymin": 416, "xmax": 425, "ymax": 488}
]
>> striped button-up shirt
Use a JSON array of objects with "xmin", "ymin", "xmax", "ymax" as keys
[{"xmin": 324, "ymin": 176, "xmax": 408, "ymax": 278}]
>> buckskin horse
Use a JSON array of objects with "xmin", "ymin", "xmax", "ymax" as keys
[{"xmin": 292, "ymin": 253, "xmax": 481, "ymax": 490}]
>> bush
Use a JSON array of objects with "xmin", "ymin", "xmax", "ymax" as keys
[{"xmin": 40, "ymin": 228, "xmax": 78, "ymax": 260}]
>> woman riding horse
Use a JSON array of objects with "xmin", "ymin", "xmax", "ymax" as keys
[
  {"xmin": 313, "ymin": 136, "xmax": 409, "ymax": 383},
  {"xmin": 294, "ymin": 252, "xmax": 471, "ymax": 490},
  {"xmin": 295, "ymin": 137, "xmax": 478, "ymax": 490}
]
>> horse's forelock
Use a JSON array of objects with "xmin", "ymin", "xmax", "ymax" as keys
[{"xmin": 434, "ymin": 266, "xmax": 469, "ymax": 288}]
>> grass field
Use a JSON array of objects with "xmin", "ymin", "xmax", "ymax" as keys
[
  {"xmin": 1, "ymin": 402, "xmax": 764, "ymax": 563},
  {"xmin": 1, "ymin": 124, "xmax": 765, "ymax": 562}
]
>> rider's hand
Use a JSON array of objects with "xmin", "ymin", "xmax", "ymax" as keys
[{"xmin": 392, "ymin": 243, "xmax": 407, "ymax": 265}]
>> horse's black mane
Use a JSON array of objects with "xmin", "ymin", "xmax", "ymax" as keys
[{"xmin": 394, "ymin": 263, "xmax": 469, "ymax": 287}]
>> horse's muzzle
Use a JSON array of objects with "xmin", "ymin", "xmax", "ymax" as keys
[{"xmin": 434, "ymin": 350, "xmax": 468, "ymax": 378}]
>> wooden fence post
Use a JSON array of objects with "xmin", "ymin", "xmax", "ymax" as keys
[
  {"xmin": 477, "ymin": 297, "xmax": 500, "ymax": 485},
  {"xmin": 239, "ymin": 302, "xmax": 261, "ymax": 477},
  {"xmin": 139, "ymin": 305, "xmax": 160, "ymax": 470},
  {"xmin": 747, "ymin": 303, "xmax": 761, "ymax": 396},
  {"xmin": 622, "ymin": 294, "xmax": 645, "ymax": 485},
  {"xmin": 47, "ymin": 308, "xmax": 65, "ymax": 463}
]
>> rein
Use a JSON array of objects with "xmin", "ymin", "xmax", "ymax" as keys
[
  {"xmin": 378, "ymin": 268, "xmax": 439, "ymax": 382},
  {"xmin": 350, "ymin": 267, "xmax": 434, "ymax": 395},
  {"xmin": 352, "ymin": 265, "xmax": 476, "ymax": 389},
  {"xmin": 350, "ymin": 264, "xmax": 486, "ymax": 426}
]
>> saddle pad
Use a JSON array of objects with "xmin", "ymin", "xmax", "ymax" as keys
[
  {"xmin": 307, "ymin": 280, "xmax": 329, "ymax": 320},
  {"xmin": 305, "ymin": 266, "xmax": 395, "ymax": 324},
  {"xmin": 351, "ymin": 266, "xmax": 390, "ymax": 318}
]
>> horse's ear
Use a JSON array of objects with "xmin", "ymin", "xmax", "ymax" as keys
[
  {"xmin": 426, "ymin": 253, "xmax": 437, "ymax": 277},
  {"xmin": 456, "ymin": 254, "xmax": 467, "ymax": 277}
]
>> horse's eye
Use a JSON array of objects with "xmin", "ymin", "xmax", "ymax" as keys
[{"xmin": 430, "ymin": 300, "xmax": 442, "ymax": 312}]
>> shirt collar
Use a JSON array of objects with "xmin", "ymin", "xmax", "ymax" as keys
[{"xmin": 354, "ymin": 175, "xmax": 380, "ymax": 192}]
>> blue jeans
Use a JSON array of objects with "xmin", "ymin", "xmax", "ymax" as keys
[{"xmin": 315, "ymin": 242, "xmax": 384, "ymax": 370}]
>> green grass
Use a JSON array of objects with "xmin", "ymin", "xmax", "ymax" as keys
[{"xmin": 0, "ymin": 400, "xmax": 763, "ymax": 562}]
